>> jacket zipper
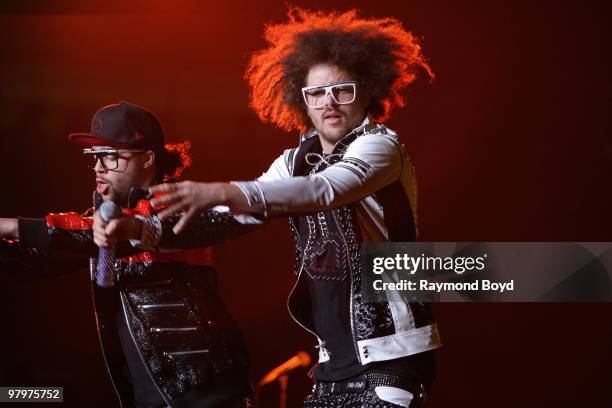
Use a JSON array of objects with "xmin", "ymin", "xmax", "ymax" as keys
[
  {"xmin": 150, "ymin": 327, "xmax": 198, "ymax": 333},
  {"xmin": 330, "ymin": 132, "xmax": 363, "ymax": 365},
  {"xmin": 163, "ymin": 349, "xmax": 209, "ymax": 358},
  {"xmin": 138, "ymin": 302, "xmax": 186, "ymax": 310},
  {"xmin": 330, "ymin": 210, "xmax": 361, "ymax": 364},
  {"xmin": 286, "ymin": 152, "xmax": 322, "ymax": 347}
]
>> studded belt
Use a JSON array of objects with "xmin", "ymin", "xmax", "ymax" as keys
[{"xmin": 314, "ymin": 372, "xmax": 424, "ymax": 398}]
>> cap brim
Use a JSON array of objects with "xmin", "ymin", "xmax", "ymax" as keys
[{"xmin": 68, "ymin": 133, "xmax": 132, "ymax": 148}]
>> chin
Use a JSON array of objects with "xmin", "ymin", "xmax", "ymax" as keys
[
  {"xmin": 326, "ymin": 128, "xmax": 349, "ymax": 141},
  {"xmin": 316, "ymin": 122, "xmax": 351, "ymax": 148},
  {"xmin": 105, "ymin": 190, "xmax": 120, "ymax": 202}
]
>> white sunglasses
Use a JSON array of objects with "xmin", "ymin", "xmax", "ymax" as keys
[{"xmin": 301, "ymin": 81, "xmax": 357, "ymax": 108}]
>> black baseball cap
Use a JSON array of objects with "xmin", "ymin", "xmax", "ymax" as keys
[{"xmin": 69, "ymin": 101, "xmax": 165, "ymax": 151}]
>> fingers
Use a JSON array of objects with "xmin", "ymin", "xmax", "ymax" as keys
[
  {"xmin": 93, "ymin": 228, "xmax": 109, "ymax": 247},
  {"xmin": 93, "ymin": 211, "xmax": 107, "ymax": 229},
  {"xmin": 156, "ymin": 202, "xmax": 189, "ymax": 221},
  {"xmin": 149, "ymin": 182, "xmax": 177, "ymax": 195},
  {"xmin": 149, "ymin": 182, "xmax": 182, "ymax": 208},
  {"xmin": 173, "ymin": 208, "xmax": 197, "ymax": 235},
  {"xmin": 149, "ymin": 181, "xmax": 216, "ymax": 233},
  {"xmin": 93, "ymin": 211, "xmax": 112, "ymax": 247},
  {"xmin": 150, "ymin": 181, "xmax": 202, "ymax": 210},
  {"xmin": 106, "ymin": 219, "xmax": 119, "ymax": 237},
  {"xmin": 150, "ymin": 191, "xmax": 183, "ymax": 209}
]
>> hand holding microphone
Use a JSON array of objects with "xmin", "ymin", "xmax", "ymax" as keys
[
  {"xmin": 93, "ymin": 204, "xmax": 143, "ymax": 248},
  {"xmin": 94, "ymin": 201, "xmax": 124, "ymax": 288}
]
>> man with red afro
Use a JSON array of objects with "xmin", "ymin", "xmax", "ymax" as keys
[{"xmin": 97, "ymin": 9, "xmax": 441, "ymax": 407}]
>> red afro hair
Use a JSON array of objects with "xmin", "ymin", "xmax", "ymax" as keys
[
  {"xmin": 157, "ymin": 141, "xmax": 192, "ymax": 181},
  {"xmin": 245, "ymin": 8, "xmax": 434, "ymax": 132}
]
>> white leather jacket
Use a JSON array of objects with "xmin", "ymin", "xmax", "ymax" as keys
[{"xmin": 152, "ymin": 117, "xmax": 442, "ymax": 366}]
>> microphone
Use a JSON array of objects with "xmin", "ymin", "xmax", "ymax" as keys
[
  {"xmin": 258, "ymin": 351, "xmax": 311, "ymax": 386},
  {"xmin": 95, "ymin": 201, "xmax": 123, "ymax": 288}
]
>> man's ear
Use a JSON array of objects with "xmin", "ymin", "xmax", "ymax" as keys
[{"xmin": 143, "ymin": 150, "xmax": 156, "ymax": 169}]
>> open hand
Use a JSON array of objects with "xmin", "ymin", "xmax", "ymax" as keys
[{"xmin": 149, "ymin": 181, "xmax": 232, "ymax": 234}]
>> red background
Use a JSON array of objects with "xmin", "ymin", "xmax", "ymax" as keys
[{"xmin": 0, "ymin": 1, "xmax": 611, "ymax": 407}]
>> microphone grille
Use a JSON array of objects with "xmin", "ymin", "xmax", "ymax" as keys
[{"xmin": 99, "ymin": 200, "xmax": 122, "ymax": 221}]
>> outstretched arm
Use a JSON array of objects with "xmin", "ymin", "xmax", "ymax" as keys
[
  {"xmin": 151, "ymin": 182, "xmax": 251, "ymax": 234},
  {"xmin": 149, "ymin": 132, "xmax": 406, "ymax": 233},
  {"xmin": 3, "ymin": 211, "xmax": 139, "ymax": 263},
  {"xmin": 94, "ymin": 150, "xmax": 294, "ymax": 249},
  {"xmin": 18, "ymin": 213, "xmax": 99, "ymax": 258},
  {"xmin": 94, "ymin": 204, "xmax": 266, "ymax": 250},
  {"xmin": 0, "ymin": 215, "xmax": 97, "ymax": 278}
]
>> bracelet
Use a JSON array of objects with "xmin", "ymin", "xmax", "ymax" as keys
[{"xmin": 129, "ymin": 215, "xmax": 162, "ymax": 251}]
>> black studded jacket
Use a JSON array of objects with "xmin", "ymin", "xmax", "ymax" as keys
[{"xmin": 3, "ymin": 191, "xmax": 251, "ymax": 408}]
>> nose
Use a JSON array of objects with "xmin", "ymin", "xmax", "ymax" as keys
[
  {"xmin": 323, "ymin": 90, "xmax": 338, "ymax": 107},
  {"xmin": 94, "ymin": 157, "xmax": 107, "ymax": 173}
]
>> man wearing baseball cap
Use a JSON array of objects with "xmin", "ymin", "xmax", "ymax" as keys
[
  {"xmin": 0, "ymin": 102, "xmax": 253, "ymax": 407},
  {"xmin": 68, "ymin": 101, "xmax": 186, "ymax": 205}
]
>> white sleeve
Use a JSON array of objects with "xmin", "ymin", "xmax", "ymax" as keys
[
  {"xmin": 230, "ymin": 150, "xmax": 292, "ymax": 217},
  {"xmin": 232, "ymin": 132, "xmax": 403, "ymax": 216}
]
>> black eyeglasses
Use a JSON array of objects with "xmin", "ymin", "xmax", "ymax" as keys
[{"xmin": 83, "ymin": 148, "xmax": 146, "ymax": 170}]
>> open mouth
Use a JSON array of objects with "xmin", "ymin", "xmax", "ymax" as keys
[{"xmin": 96, "ymin": 179, "xmax": 110, "ymax": 195}]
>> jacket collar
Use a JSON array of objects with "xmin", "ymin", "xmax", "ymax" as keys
[
  {"xmin": 299, "ymin": 115, "xmax": 372, "ymax": 148},
  {"xmin": 293, "ymin": 116, "xmax": 375, "ymax": 176}
]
